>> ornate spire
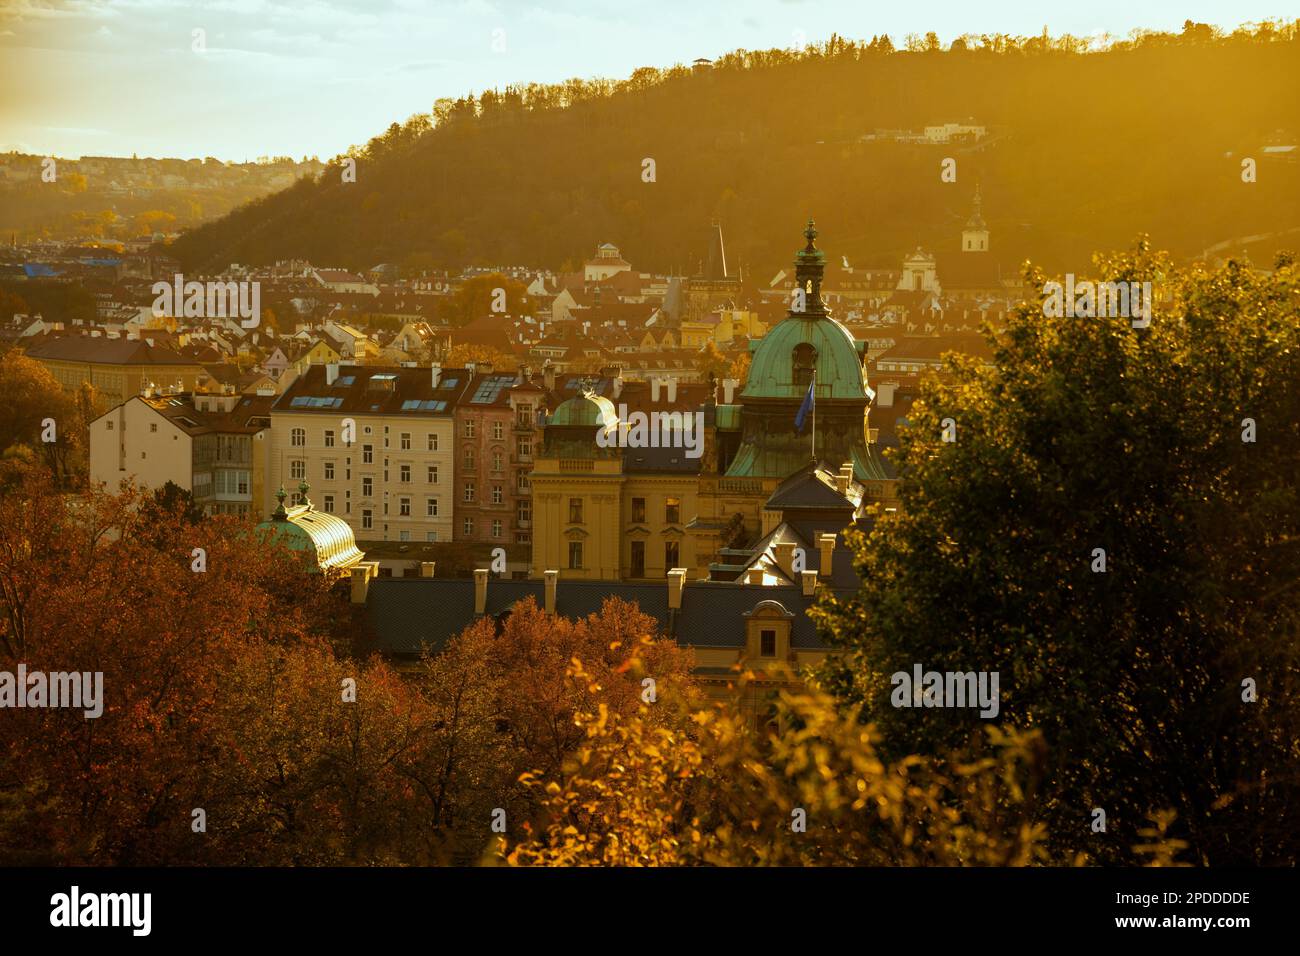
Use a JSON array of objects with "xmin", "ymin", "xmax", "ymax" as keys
[
  {"xmin": 967, "ymin": 182, "xmax": 986, "ymax": 229},
  {"xmin": 272, "ymin": 484, "xmax": 288, "ymax": 521},
  {"xmin": 792, "ymin": 217, "xmax": 827, "ymax": 318}
]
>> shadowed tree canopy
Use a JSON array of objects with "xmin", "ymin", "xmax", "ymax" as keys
[{"xmin": 814, "ymin": 243, "xmax": 1300, "ymax": 866}]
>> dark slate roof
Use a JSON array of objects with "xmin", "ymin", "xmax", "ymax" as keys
[
  {"xmin": 273, "ymin": 363, "xmax": 473, "ymax": 416},
  {"xmin": 623, "ymin": 444, "xmax": 703, "ymax": 474},
  {"xmin": 363, "ymin": 576, "xmax": 843, "ymax": 656},
  {"xmin": 765, "ymin": 460, "xmax": 858, "ymax": 512}
]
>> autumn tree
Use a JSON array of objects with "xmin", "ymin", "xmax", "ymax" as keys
[{"xmin": 440, "ymin": 274, "xmax": 532, "ymax": 327}]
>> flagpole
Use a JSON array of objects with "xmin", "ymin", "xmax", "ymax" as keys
[{"xmin": 811, "ymin": 368, "xmax": 816, "ymax": 464}]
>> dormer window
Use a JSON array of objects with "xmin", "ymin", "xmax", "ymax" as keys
[{"xmin": 792, "ymin": 343, "xmax": 817, "ymax": 388}]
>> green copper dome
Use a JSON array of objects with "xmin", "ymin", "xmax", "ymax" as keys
[
  {"xmin": 549, "ymin": 389, "xmax": 619, "ymax": 428},
  {"xmin": 255, "ymin": 483, "xmax": 364, "ymax": 573},
  {"xmin": 743, "ymin": 220, "xmax": 867, "ymax": 401}
]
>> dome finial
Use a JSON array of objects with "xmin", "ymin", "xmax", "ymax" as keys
[
  {"xmin": 803, "ymin": 218, "xmax": 818, "ymax": 251},
  {"xmin": 298, "ymin": 479, "xmax": 311, "ymax": 508},
  {"xmin": 272, "ymin": 484, "xmax": 288, "ymax": 521}
]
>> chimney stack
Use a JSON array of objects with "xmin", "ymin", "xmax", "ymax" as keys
[
  {"xmin": 836, "ymin": 463, "xmax": 853, "ymax": 497},
  {"xmin": 431, "ymin": 362, "xmax": 442, "ymax": 389},
  {"xmin": 543, "ymin": 360, "xmax": 555, "ymax": 392},
  {"xmin": 350, "ymin": 562, "xmax": 378, "ymax": 604},
  {"xmin": 876, "ymin": 382, "xmax": 896, "ymax": 407},
  {"xmin": 420, "ymin": 561, "xmax": 436, "ymax": 577},
  {"xmin": 651, "ymin": 377, "xmax": 662, "ymax": 403},
  {"xmin": 773, "ymin": 541, "xmax": 796, "ymax": 579},
  {"xmin": 722, "ymin": 378, "xmax": 738, "ymax": 404},
  {"xmin": 801, "ymin": 569, "xmax": 818, "ymax": 597},
  {"xmin": 667, "ymin": 568, "xmax": 686, "ymax": 609},
  {"xmin": 746, "ymin": 567, "xmax": 765, "ymax": 585},
  {"xmin": 326, "ymin": 362, "xmax": 339, "ymax": 386},
  {"xmin": 544, "ymin": 569, "xmax": 558, "ymax": 614},
  {"xmin": 667, "ymin": 378, "xmax": 678, "ymax": 403},
  {"xmin": 518, "ymin": 363, "xmax": 531, "ymax": 385},
  {"xmin": 818, "ymin": 534, "xmax": 836, "ymax": 578},
  {"xmin": 467, "ymin": 361, "xmax": 477, "ymax": 377},
  {"xmin": 612, "ymin": 371, "xmax": 623, "ymax": 400},
  {"xmin": 474, "ymin": 569, "xmax": 488, "ymax": 614}
]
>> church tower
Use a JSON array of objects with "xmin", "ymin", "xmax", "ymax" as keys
[
  {"xmin": 961, "ymin": 183, "xmax": 989, "ymax": 253},
  {"xmin": 725, "ymin": 220, "xmax": 889, "ymax": 482}
]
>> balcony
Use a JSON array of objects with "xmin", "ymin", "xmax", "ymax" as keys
[{"xmin": 559, "ymin": 460, "xmax": 594, "ymax": 473}]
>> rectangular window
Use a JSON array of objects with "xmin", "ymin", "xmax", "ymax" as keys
[
  {"xmin": 362, "ymin": 444, "xmax": 373, "ymax": 464},
  {"xmin": 631, "ymin": 497, "xmax": 646, "ymax": 523},
  {"xmin": 518, "ymin": 500, "xmax": 531, "ymax": 522},
  {"xmin": 323, "ymin": 495, "xmax": 334, "ymax": 513},
  {"xmin": 399, "ymin": 497, "xmax": 411, "ymax": 516},
  {"xmin": 427, "ymin": 433, "xmax": 438, "ymax": 451},
  {"xmin": 427, "ymin": 465, "xmax": 438, "ymax": 484},
  {"xmin": 517, "ymin": 439, "xmax": 531, "ymax": 458},
  {"xmin": 362, "ymin": 509, "xmax": 373, "ymax": 530},
  {"xmin": 400, "ymin": 464, "xmax": 411, "ymax": 483},
  {"xmin": 290, "ymin": 459, "xmax": 305, "ymax": 480},
  {"xmin": 517, "ymin": 471, "xmax": 530, "ymax": 492},
  {"xmin": 665, "ymin": 540, "xmax": 679, "ymax": 570},
  {"xmin": 426, "ymin": 531, "xmax": 437, "ymax": 542},
  {"xmin": 151, "ymin": 423, "xmax": 158, "ymax": 433},
  {"xmin": 492, "ymin": 519, "xmax": 502, "ymax": 538},
  {"xmin": 400, "ymin": 432, "xmax": 411, "ymax": 450},
  {"xmin": 324, "ymin": 461, "xmax": 334, "ymax": 481},
  {"xmin": 630, "ymin": 540, "xmax": 645, "ymax": 577},
  {"xmin": 463, "ymin": 517, "xmax": 474, "ymax": 537},
  {"xmin": 464, "ymin": 421, "xmax": 475, "ymax": 438},
  {"xmin": 492, "ymin": 421, "xmax": 504, "ymax": 440},
  {"xmin": 569, "ymin": 498, "xmax": 583, "ymax": 524},
  {"xmin": 362, "ymin": 477, "xmax": 373, "ymax": 497},
  {"xmin": 568, "ymin": 541, "xmax": 583, "ymax": 570},
  {"xmin": 492, "ymin": 451, "xmax": 504, "ymax": 471},
  {"xmin": 491, "ymin": 485, "xmax": 503, "ymax": 505},
  {"xmin": 760, "ymin": 629, "xmax": 777, "ymax": 658},
  {"xmin": 426, "ymin": 498, "xmax": 438, "ymax": 517},
  {"xmin": 324, "ymin": 429, "xmax": 335, "ymax": 447},
  {"xmin": 517, "ymin": 405, "xmax": 532, "ymax": 427},
  {"xmin": 399, "ymin": 530, "xmax": 410, "ymax": 542},
  {"xmin": 464, "ymin": 482, "xmax": 475, "ymax": 502},
  {"xmin": 464, "ymin": 448, "xmax": 475, "ymax": 469},
  {"xmin": 665, "ymin": 496, "xmax": 681, "ymax": 525}
]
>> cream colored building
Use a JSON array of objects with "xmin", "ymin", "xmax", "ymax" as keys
[
  {"xmin": 267, "ymin": 363, "xmax": 463, "ymax": 542},
  {"xmin": 89, "ymin": 388, "xmax": 273, "ymax": 517}
]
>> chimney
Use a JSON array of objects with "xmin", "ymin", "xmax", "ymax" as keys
[
  {"xmin": 801, "ymin": 569, "xmax": 818, "ymax": 597},
  {"xmin": 818, "ymin": 534, "xmax": 836, "ymax": 578},
  {"xmin": 651, "ymin": 377, "xmax": 662, "ymax": 403},
  {"xmin": 877, "ymin": 382, "xmax": 896, "ymax": 407},
  {"xmin": 836, "ymin": 463, "xmax": 853, "ymax": 497},
  {"xmin": 722, "ymin": 378, "xmax": 738, "ymax": 404},
  {"xmin": 479, "ymin": 361, "xmax": 493, "ymax": 376},
  {"xmin": 612, "ymin": 371, "xmax": 623, "ymax": 400},
  {"xmin": 543, "ymin": 360, "xmax": 555, "ymax": 391},
  {"xmin": 325, "ymin": 362, "xmax": 339, "ymax": 386},
  {"xmin": 431, "ymin": 362, "xmax": 442, "ymax": 389},
  {"xmin": 474, "ymin": 568, "xmax": 488, "ymax": 615},
  {"xmin": 467, "ymin": 361, "xmax": 477, "ymax": 377},
  {"xmin": 518, "ymin": 362, "xmax": 531, "ymax": 385},
  {"xmin": 773, "ymin": 541, "xmax": 796, "ymax": 578},
  {"xmin": 667, "ymin": 568, "xmax": 686, "ymax": 609},
  {"xmin": 746, "ymin": 567, "xmax": 765, "ymax": 585},
  {"xmin": 350, "ymin": 562, "xmax": 378, "ymax": 604},
  {"xmin": 666, "ymin": 378, "xmax": 678, "ymax": 403},
  {"xmin": 420, "ymin": 561, "xmax": 436, "ymax": 577},
  {"xmin": 544, "ymin": 569, "xmax": 558, "ymax": 614}
]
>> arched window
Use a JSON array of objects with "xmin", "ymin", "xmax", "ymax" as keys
[{"xmin": 792, "ymin": 343, "xmax": 818, "ymax": 388}]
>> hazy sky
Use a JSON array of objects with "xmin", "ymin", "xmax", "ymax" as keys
[{"xmin": 0, "ymin": 0, "xmax": 1286, "ymax": 161}]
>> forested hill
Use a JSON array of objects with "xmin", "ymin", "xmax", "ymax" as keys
[{"xmin": 171, "ymin": 23, "xmax": 1300, "ymax": 278}]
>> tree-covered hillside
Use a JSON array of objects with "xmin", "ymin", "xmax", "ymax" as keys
[{"xmin": 171, "ymin": 22, "xmax": 1300, "ymax": 277}]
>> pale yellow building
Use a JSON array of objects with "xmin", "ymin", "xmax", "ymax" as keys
[
  {"xmin": 26, "ymin": 336, "xmax": 205, "ymax": 407},
  {"xmin": 267, "ymin": 363, "xmax": 462, "ymax": 543}
]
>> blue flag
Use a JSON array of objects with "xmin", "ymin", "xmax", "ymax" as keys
[{"xmin": 794, "ymin": 380, "xmax": 814, "ymax": 432}]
